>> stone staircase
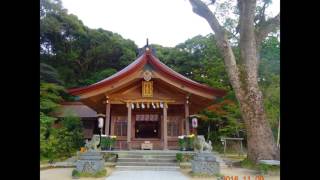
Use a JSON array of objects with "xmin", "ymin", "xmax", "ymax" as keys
[
  {"xmin": 212, "ymin": 151, "xmax": 228, "ymax": 168},
  {"xmin": 115, "ymin": 150, "xmax": 180, "ymax": 171}
]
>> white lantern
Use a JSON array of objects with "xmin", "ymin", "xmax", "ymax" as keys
[
  {"xmin": 160, "ymin": 102, "xmax": 164, "ymax": 108},
  {"xmin": 141, "ymin": 103, "xmax": 145, "ymax": 109},
  {"xmin": 131, "ymin": 103, "xmax": 134, "ymax": 109},
  {"xmin": 98, "ymin": 117, "xmax": 104, "ymax": 128},
  {"xmin": 192, "ymin": 117, "xmax": 198, "ymax": 128}
]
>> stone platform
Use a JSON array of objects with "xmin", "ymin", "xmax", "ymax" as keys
[
  {"xmin": 76, "ymin": 151, "xmax": 104, "ymax": 173},
  {"xmin": 191, "ymin": 152, "xmax": 220, "ymax": 175}
]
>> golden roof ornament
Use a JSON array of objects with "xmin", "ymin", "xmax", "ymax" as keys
[{"xmin": 143, "ymin": 70, "xmax": 152, "ymax": 81}]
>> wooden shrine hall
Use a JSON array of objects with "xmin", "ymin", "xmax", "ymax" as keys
[{"xmin": 68, "ymin": 46, "xmax": 226, "ymax": 150}]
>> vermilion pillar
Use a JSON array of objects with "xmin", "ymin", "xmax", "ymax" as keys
[
  {"xmin": 185, "ymin": 97, "xmax": 190, "ymax": 135},
  {"xmin": 105, "ymin": 96, "xmax": 111, "ymax": 135},
  {"xmin": 127, "ymin": 103, "xmax": 132, "ymax": 149},
  {"xmin": 163, "ymin": 103, "xmax": 168, "ymax": 150}
]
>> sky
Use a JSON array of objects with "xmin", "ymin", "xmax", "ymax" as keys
[{"xmin": 61, "ymin": 0, "xmax": 280, "ymax": 48}]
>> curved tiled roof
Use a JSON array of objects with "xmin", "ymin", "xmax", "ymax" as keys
[
  {"xmin": 68, "ymin": 48, "xmax": 226, "ymax": 98},
  {"xmin": 55, "ymin": 102, "xmax": 97, "ymax": 118}
]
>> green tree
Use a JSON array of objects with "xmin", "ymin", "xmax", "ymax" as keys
[{"xmin": 40, "ymin": 0, "xmax": 138, "ymax": 88}]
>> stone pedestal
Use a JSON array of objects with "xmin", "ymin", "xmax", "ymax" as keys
[
  {"xmin": 76, "ymin": 151, "xmax": 104, "ymax": 174},
  {"xmin": 191, "ymin": 152, "xmax": 220, "ymax": 175}
]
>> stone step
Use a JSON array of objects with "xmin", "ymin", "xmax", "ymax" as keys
[
  {"xmin": 117, "ymin": 158, "xmax": 176, "ymax": 163},
  {"xmin": 117, "ymin": 154, "xmax": 177, "ymax": 159},
  {"xmin": 116, "ymin": 162, "xmax": 178, "ymax": 167},
  {"xmin": 116, "ymin": 166, "xmax": 180, "ymax": 171}
]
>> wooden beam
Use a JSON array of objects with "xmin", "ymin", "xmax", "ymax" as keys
[{"xmin": 122, "ymin": 99, "xmax": 175, "ymax": 103}]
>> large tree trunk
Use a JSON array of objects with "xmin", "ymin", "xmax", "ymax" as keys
[
  {"xmin": 189, "ymin": 0, "xmax": 280, "ymax": 162},
  {"xmin": 238, "ymin": 72, "xmax": 280, "ymax": 162}
]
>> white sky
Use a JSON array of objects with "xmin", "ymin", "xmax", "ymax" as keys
[{"xmin": 61, "ymin": 0, "xmax": 280, "ymax": 48}]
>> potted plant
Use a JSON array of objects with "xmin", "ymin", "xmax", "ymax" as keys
[
  {"xmin": 100, "ymin": 137, "xmax": 110, "ymax": 151},
  {"xmin": 109, "ymin": 136, "xmax": 117, "ymax": 150},
  {"xmin": 186, "ymin": 134, "xmax": 195, "ymax": 151},
  {"xmin": 178, "ymin": 136, "xmax": 186, "ymax": 151}
]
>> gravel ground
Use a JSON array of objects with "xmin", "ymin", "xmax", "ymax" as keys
[{"xmin": 40, "ymin": 166, "xmax": 279, "ymax": 180}]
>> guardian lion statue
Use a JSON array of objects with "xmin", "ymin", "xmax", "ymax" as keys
[
  {"xmin": 194, "ymin": 135, "xmax": 212, "ymax": 153},
  {"xmin": 85, "ymin": 135, "xmax": 100, "ymax": 151}
]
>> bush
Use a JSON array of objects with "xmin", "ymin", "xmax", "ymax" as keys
[
  {"xmin": 176, "ymin": 153, "xmax": 183, "ymax": 162},
  {"xmin": 40, "ymin": 115, "xmax": 84, "ymax": 160},
  {"xmin": 176, "ymin": 153, "xmax": 194, "ymax": 162},
  {"xmin": 72, "ymin": 169, "xmax": 80, "ymax": 178}
]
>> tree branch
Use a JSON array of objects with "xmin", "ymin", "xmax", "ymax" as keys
[
  {"xmin": 189, "ymin": 0, "xmax": 224, "ymax": 39},
  {"xmin": 256, "ymin": 13, "xmax": 280, "ymax": 46},
  {"xmin": 189, "ymin": 0, "xmax": 244, "ymax": 97}
]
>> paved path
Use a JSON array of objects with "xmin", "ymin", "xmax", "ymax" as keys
[{"xmin": 107, "ymin": 170, "xmax": 188, "ymax": 180}]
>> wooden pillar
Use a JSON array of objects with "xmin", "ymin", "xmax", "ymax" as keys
[
  {"xmin": 185, "ymin": 97, "xmax": 190, "ymax": 135},
  {"xmin": 127, "ymin": 103, "xmax": 132, "ymax": 149},
  {"xmin": 163, "ymin": 103, "xmax": 168, "ymax": 150},
  {"xmin": 180, "ymin": 116, "xmax": 184, "ymax": 135},
  {"xmin": 105, "ymin": 96, "xmax": 111, "ymax": 135}
]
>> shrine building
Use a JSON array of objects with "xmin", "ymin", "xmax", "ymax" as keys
[{"xmin": 66, "ymin": 46, "xmax": 226, "ymax": 150}]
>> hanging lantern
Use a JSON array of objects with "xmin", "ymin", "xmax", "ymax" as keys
[
  {"xmin": 131, "ymin": 103, "xmax": 134, "ymax": 109},
  {"xmin": 147, "ymin": 103, "xmax": 150, "ymax": 109},
  {"xmin": 141, "ymin": 102, "xmax": 145, "ymax": 109},
  {"xmin": 98, "ymin": 117, "xmax": 104, "ymax": 129},
  {"xmin": 152, "ymin": 102, "xmax": 156, "ymax": 109},
  {"xmin": 136, "ymin": 102, "xmax": 140, "ymax": 108},
  {"xmin": 160, "ymin": 102, "xmax": 164, "ymax": 108},
  {"xmin": 192, "ymin": 117, "xmax": 198, "ymax": 128},
  {"xmin": 156, "ymin": 102, "xmax": 160, "ymax": 108}
]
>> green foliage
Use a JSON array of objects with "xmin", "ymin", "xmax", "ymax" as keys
[
  {"xmin": 40, "ymin": 82, "xmax": 84, "ymax": 160},
  {"xmin": 40, "ymin": 83, "xmax": 65, "ymax": 114},
  {"xmin": 72, "ymin": 169, "xmax": 107, "ymax": 178},
  {"xmin": 185, "ymin": 136, "xmax": 195, "ymax": 150},
  {"xmin": 61, "ymin": 115, "xmax": 84, "ymax": 149},
  {"xmin": 100, "ymin": 136, "xmax": 116, "ymax": 150},
  {"xmin": 72, "ymin": 169, "xmax": 80, "ymax": 177},
  {"xmin": 241, "ymin": 158, "xmax": 280, "ymax": 175},
  {"xmin": 81, "ymin": 68, "xmax": 117, "ymax": 86},
  {"xmin": 178, "ymin": 138, "xmax": 186, "ymax": 150},
  {"xmin": 176, "ymin": 153, "xmax": 194, "ymax": 162},
  {"xmin": 40, "ymin": 0, "xmax": 138, "ymax": 88},
  {"xmin": 190, "ymin": 172, "xmax": 218, "ymax": 178},
  {"xmin": 101, "ymin": 137, "xmax": 111, "ymax": 150},
  {"xmin": 240, "ymin": 158, "xmax": 257, "ymax": 169},
  {"xmin": 40, "ymin": 63, "xmax": 64, "ymax": 85},
  {"xmin": 176, "ymin": 153, "xmax": 183, "ymax": 162}
]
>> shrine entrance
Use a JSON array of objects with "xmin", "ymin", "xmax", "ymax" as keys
[{"xmin": 135, "ymin": 113, "xmax": 160, "ymax": 138}]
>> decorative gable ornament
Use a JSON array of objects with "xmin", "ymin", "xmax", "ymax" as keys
[{"xmin": 143, "ymin": 70, "xmax": 152, "ymax": 81}]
